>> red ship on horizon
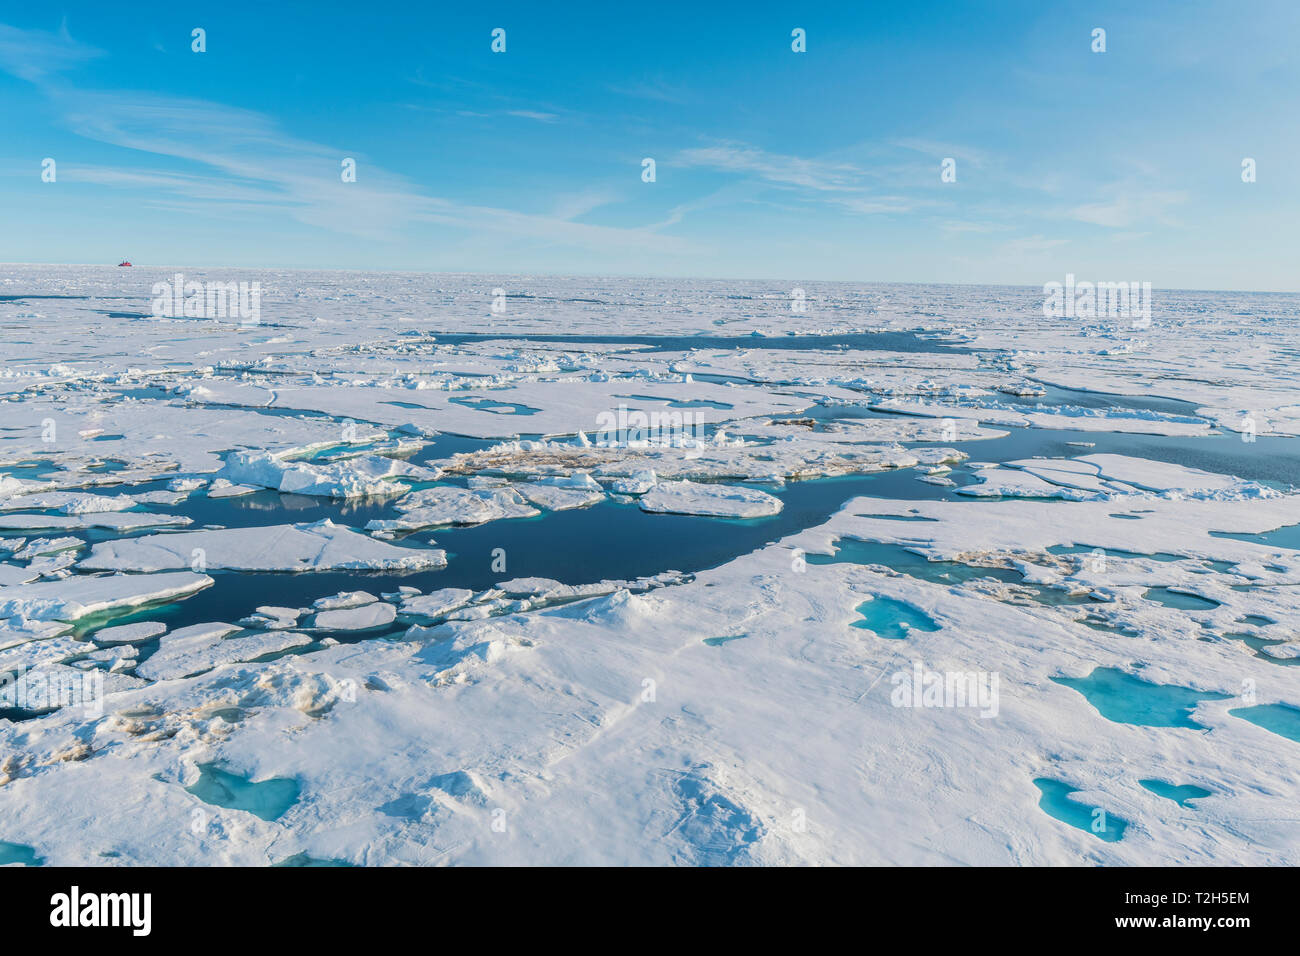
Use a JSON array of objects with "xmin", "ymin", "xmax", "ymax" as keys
[{"xmin": 117, "ymin": 260, "xmax": 132, "ymax": 267}]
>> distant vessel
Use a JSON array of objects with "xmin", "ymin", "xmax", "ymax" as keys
[{"xmin": 117, "ymin": 260, "xmax": 132, "ymax": 267}]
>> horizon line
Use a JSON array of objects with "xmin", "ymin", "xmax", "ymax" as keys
[{"xmin": 4, "ymin": 262, "xmax": 1298, "ymax": 298}]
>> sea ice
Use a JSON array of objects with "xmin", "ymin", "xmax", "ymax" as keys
[
  {"xmin": 136, "ymin": 624, "xmax": 309, "ymax": 681},
  {"xmin": 3, "ymin": 268, "xmax": 1300, "ymax": 867},
  {"xmin": 79, "ymin": 519, "xmax": 445, "ymax": 572},
  {"xmin": 311, "ymin": 603, "xmax": 396, "ymax": 631},
  {"xmin": 91, "ymin": 621, "xmax": 168, "ymax": 645},
  {"xmin": 220, "ymin": 449, "xmax": 440, "ymax": 499},
  {"xmin": 365, "ymin": 486, "xmax": 539, "ymax": 535},
  {"xmin": 516, "ymin": 473, "xmax": 605, "ymax": 511},
  {"xmin": 0, "ymin": 571, "xmax": 212, "ymax": 632},
  {"xmin": 638, "ymin": 479, "xmax": 783, "ymax": 518}
]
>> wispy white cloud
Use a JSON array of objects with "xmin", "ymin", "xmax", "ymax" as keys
[
  {"xmin": 832, "ymin": 195, "xmax": 933, "ymax": 215},
  {"xmin": 676, "ymin": 143, "xmax": 864, "ymax": 192},
  {"xmin": 1000, "ymin": 235, "xmax": 1070, "ymax": 256},
  {"xmin": 549, "ymin": 189, "xmax": 618, "ymax": 221},
  {"xmin": 606, "ymin": 77, "xmax": 691, "ymax": 104},
  {"xmin": 940, "ymin": 219, "xmax": 1008, "ymax": 235},
  {"xmin": 672, "ymin": 142, "xmax": 960, "ymax": 223},
  {"xmin": 891, "ymin": 138, "xmax": 990, "ymax": 169},
  {"xmin": 0, "ymin": 21, "xmax": 688, "ymax": 253},
  {"xmin": 505, "ymin": 109, "xmax": 559, "ymax": 123},
  {"xmin": 63, "ymin": 165, "xmax": 293, "ymax": 205},
  {"xmin": 1068, "ymin": 188, "xmax": 1187, "ymax": 229},
  {"xmin": 453, "ymin": 107, "xmax": 563, "ymax": 123},
  {"xmin": 0, "ymin": 20, "xmax": 101, "ymax": 82}
]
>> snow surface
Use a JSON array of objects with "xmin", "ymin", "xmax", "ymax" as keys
[
  {"xmin": 79, "ymin": 520, "xmax": 445, "ymax": 572},
  {"xmin": 366, "ymin": 486, "xmax": 539, "ymax": 535},
  {"xmin": 2, "ymin": 267, "xmax": 1299, "ymax": 866},
  {"xmin": 639, "ymin": 479, "xmax": 784, "ymax": 518},
  {"xmin": 310, "ymin": 603, "xmax": 396, "ymax": 631}
]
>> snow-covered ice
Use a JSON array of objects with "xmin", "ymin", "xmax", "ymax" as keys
[
  {"xmin": 365, "ymin": 486, "xmax": 539, "ymax": 535},
  {"xmin": 639, "ymin": 479, "xmax": 784, "ymax": 518},
  {"xmin": 135, "ymin": 624, "xmax": 310, "ymax": 681},
  {"xmin": 91, "ymin": 621, "xmax": 168, "ymax": 645},
  {"xmin": 79, "ymin": 520, "xmax": 446, "ymax": 572},
  {"xmin": 310, "ymin": 602, "xmax": 396, "ymax": 631},
  {"xmin": 2, "ymin": 267, "xmax": 1299, "ymax": 867}
]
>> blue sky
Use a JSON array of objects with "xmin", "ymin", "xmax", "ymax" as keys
[{"xmin": 1, "ymin": 1, "xmax": 1296, "ymax": 289}]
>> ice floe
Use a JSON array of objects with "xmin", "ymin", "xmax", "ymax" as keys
[
  {"xmin": 310, "ymin": 603, "xmax": 396, "ymax": 632},
  {"xmin": 220, "ymin": 450, "xmax": 440, "ymax": 499},
  {"xmin": 639, "ymin": 479, "xmax": 783, "ymax": 518},
  {"xmin": 960, "ymin": 454, "xmax": 1276, "ymax": 501},
  {"xmin": 136, "ymin": 624, "xmax": 310, "ymax": 681},
  {"xmin": 91, "ymin": 621, "xmax": 168, "ymax": 645},
  {"xmin": 79, "ymin": 520, "xmax": 445, "ymax": 572},
  {"xmin": 365, "ymin": 486, "xmax": 539, "ymax": 536},
  {"xmin": 0, "ymin": 571, "xmax": 212, "ymax": 633}
]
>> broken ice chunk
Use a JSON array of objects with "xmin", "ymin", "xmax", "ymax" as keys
[
  {"xmin": 638, "ymin": 479, "xmax": 782, "ymax": 518},
  {"xmin": 80, "ymin": 520, "xmax": 446, "ymax": 572},
  {"xmin": 92, "ymin": 621, "xmax": 167, "ymax": 645}
]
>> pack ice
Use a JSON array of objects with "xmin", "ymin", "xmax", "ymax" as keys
[{"xmin": 1, "ymin": 267, "xmax": 1298, "ymax": 867}]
